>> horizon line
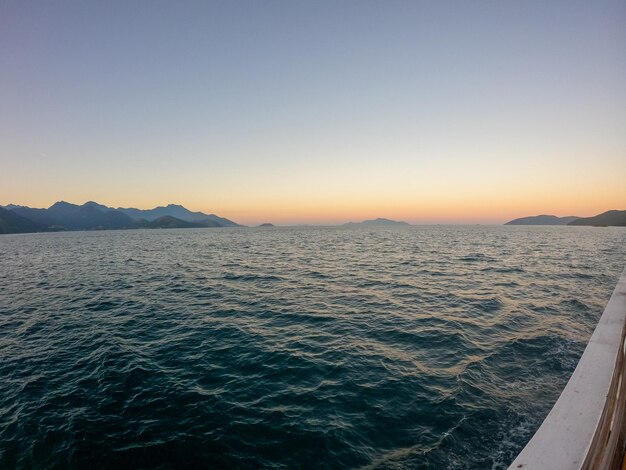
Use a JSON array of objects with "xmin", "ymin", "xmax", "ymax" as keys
[{"xmin": 2, "ymin": 199, "xmax": 623, "ymax": 227}]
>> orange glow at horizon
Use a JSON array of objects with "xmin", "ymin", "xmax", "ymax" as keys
[{"xmin": 3, "ymin": 180, "xmax": 623, "ymax": 226}]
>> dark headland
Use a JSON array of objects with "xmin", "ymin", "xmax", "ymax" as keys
[
  {"xmin": 505, "ymin": 215, "xmax": 580, "ymax": 225},
  {"xmin": 567, "ymin": 210, "xmax": 626, "ymax": 226},
  {"xmin": 505, "ymin": 210, "xmax": 626, "ymax": 226}
]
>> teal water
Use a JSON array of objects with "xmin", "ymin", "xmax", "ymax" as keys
[{"xmin": 1, "ymin": 225, "xmax": 625, "ymax": 469}]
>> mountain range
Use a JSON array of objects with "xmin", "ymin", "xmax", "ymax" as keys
[
  {"xmin": 3, "ymin": 203, "xmax": 624, "ymax": 235},
  {"xmin": 505, "ymin": 210, "xmax": 626, "ymax": 226},
  {"xmin": 0, "ymin": 201, "xmax": 240, "ymax": 234}
]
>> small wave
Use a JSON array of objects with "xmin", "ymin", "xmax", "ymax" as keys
[
  {"xmin": 559, "ymin": 298, "xmax": 591, "ymax": 312},
  {"xmin": 563, "ymin": 271, "xmax": 594, "ymax": 280},
  {"xmin": 473, "ymin": 296, "xmax": 505, "ymax": 313},
  {"xmin": 494, "ymin": 281, "xmax": 520, "ymax": 287},
  {"xmin": 459, "ymin": 253, "xmax": 494, "ymax": 262},
  {"xmin": 306, "ymin": 271, "xmax": 330, "ymax": 279},
  {"xmin": 222, "ymin": 273, "xmax": 283, "ymax": 282},
  {"xmin": 84, "ymin": 299, "xmax": 119, "ymax": 311},
  {"xmin": 480, "ymin": 266, "xmax": 525, "ymax": 274}
]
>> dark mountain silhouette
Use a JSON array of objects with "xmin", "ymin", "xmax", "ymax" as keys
[
  {"xmin": 144, "ymin": 216, "xmax": 206, "ymax": 229},
  {"xmin": 38, "ymin": 201, "xmax": 136, "ymax": 230},
  {"xmin": 505, "ymin": 215, "xmax": 580, "ymax": 225},
  {"xmin": 0, "ymin": 201, "xmax": 240, "ymax": 234},
  {"xmin": 48, "ymin": 201, "xmax": 81, "ymax": 217},
  {"xmin": 343, "ymin": 218, "xmax": 410, "ymax": 227},
  {"xmin": 7, "ymin": 205, "xmax": 60, "ymax": 227},
  {"xmin": 70, "ymin": 206, "xmax": 136, "ymax": 230},
  {"xmin": 117, "ymin": 204, "xmax": 239, "ymax": 226},
  {"xmin": 567, "ymin": 210, "xmax": 626, "ymax": 227},
  {"xmin": 0, "ymin": 207, "xmax": 44, "ymax": 234},
  {"xmin": 82, "ymin": 201, "xmax": 111, "ymax": 212}
]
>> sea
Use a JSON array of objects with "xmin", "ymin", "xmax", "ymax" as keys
[{"xmin": 1, "ymin": 225, "xmax": 625, "ymax": 469}]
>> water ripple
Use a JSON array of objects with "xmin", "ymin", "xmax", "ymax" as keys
[{"xmin": 0, "ymin": 225, "xmax": 625, "ymax": 469}]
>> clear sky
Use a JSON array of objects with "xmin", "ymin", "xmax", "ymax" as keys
[{"xmin": 1, "ymin": 1, "xmax": 624, "ymax": 225}]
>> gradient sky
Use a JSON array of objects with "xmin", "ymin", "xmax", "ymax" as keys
[{"xmin": 1, "ymin": 1, "xmax": 624, "ymax": 225}]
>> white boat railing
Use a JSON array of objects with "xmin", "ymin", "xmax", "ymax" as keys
[{"xmin": 509, "ymin": 267, "xmax": 626, "ymax": 470}]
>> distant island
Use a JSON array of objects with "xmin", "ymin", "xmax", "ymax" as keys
[
  {"xmin": 505, "ymin": 210, "xmax": 626, "ymax": 226},
  {"xmin": 258, "ymin": 223, "xmax": 275, "ymax": 228},
  {"xmin": 505, "ymin": 215, "xmax": 580, "ymax": 225},
  {"xmin": 0, "ymin": 201, "xmax": 240, "ymax": 234},
  {"xmin": 342, "ymin": 218, "xmax": 410, "ymax": 227}
]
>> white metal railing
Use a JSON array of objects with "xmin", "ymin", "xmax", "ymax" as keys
[{"xmin": 509, "ymin": 267, "xmax": 626, "ymax": 470}]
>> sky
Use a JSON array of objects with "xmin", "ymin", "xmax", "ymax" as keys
[{"xmin": 1, "ymin": 1, "xmax": 624, "ymax": 225}]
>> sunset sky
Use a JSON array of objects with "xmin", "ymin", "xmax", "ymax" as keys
[{"xmin": 1, "ymin": 1, "xmax": 624, "ymax": 225}]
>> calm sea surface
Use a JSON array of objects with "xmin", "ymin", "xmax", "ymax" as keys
[{"xmin": 1, "ymin": 225, "xmax": 625, "ymax": 469}]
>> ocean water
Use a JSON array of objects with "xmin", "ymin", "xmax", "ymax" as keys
[{"xmin": 1, "ymin": 225, "xmax": 625, "ymax": 469}]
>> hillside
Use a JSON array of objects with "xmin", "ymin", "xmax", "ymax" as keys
[
  {"xmin": 0, "ymin": 207, "xmax": 44, "ymax": 234},
  {"xmin": 145, "ymin": 216, "xmax": 205, "ymax": 229},
  {"xmin": 0, "ymin": 201, "xmax": 240, "ymax": 234},
  {"xmin": 117, "ymin": 204, "xmax": 240, "ymax": 226},
  {"xmin": 505, "ymin": 215, "xmax": 580, "ymax": 225},
  {"xmin": 567, "ymin": 210, "xmax": 626, "ymax": 227}
]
